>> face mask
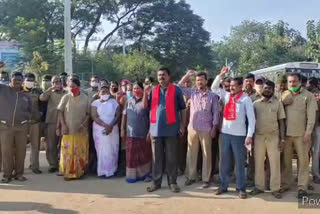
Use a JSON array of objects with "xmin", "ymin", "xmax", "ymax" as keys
[
  {"xmin": 70, "ymin": 87, "xmax": 80, "ymax": 95},
  {"xmin": 24, "ymin": 81, "xmax": 35, "ymax": 89},
  {"xmin": 133, "ymin": 91, "xmax": 143, "ymax": 98},
  {"xmin": 100, "ymin": 94, "xmax": 110, "ymax": 101},
  {"xmin": 288, "ymin": 86, "xmax": 300, "ymax": 93},
  {"xmin": 126, "ymin": 91, "xmax": 133, "ymax": 99},
  {"xmin": 90, "ymin": 82, "xmax": 99, "ymax": 88}
]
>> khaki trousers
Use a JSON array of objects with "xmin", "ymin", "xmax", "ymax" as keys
[
  {"xmin": 254, "ymin": 134, "xmax": 281, "ymax": 192},
  {"xmin": 282, "ymin": 136, "xmax": 310, "ymax": 190},
  {"xmin": 46, "ymin": 123, "xmax": 59, "ymax": 169},
  {"xmin": 186, "ymin": 129, "xmax": 212, "ymax": 182},
  {"xmin": 28, "ymin": 123, "xmax": 40, "ymax": 170},
  {"xmin": 0, "ymin": 127, "xmax": 27, "ymax": 178}
]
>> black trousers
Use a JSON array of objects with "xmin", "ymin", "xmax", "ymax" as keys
[{"xmin": 151, "ymin": 136, "xmax": 178, "ymax": 186}]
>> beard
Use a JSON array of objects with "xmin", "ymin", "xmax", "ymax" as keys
[{"xmin": 262, "ymin": 92, "xmax": 273, "ymax": 98}]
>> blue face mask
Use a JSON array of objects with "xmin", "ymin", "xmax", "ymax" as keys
[{"xmin": 126, "ymin": 91, "xmax": 133, "ymax": 99}]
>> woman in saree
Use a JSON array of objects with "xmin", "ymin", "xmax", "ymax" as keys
[
  {"xmin": 121, "ymin": 82, "xmax": 152, "ymax": 183},
  {"xmin": 91, "ymin": 85, "xmax": 121, "ymax": 177}
]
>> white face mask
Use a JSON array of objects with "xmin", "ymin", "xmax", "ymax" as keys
[
  {"xmin": 100, "ymin": 94, "xmax": 110, "ymax": 101},
  {"xmin": 90, "ymin": 81, "xmax": 99, "ymax": 88},
  {"xmin": 24, "ymin": 81, "xmax": 35, "ymax": 89}
]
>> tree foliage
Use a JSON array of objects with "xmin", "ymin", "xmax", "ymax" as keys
[
  {"xmin": 306, "ymin": 20, "xmax": 320, "ymax": 62},
  {"xmin": 212, "ymin": 20, "xmax": 307, "ymax": 75},
  {"xmin": 113, "ymin": 50, "xmax": 160, "ymax": 81},
  {"xmin": 124, "ymin": 0, "xmax": 212, "ymax": 79}
]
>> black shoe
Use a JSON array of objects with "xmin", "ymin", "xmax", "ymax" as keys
[
  {"xmin": 146, "ymin": 184, "xmax": 161, "ymax": 193},
  {"xmin": 272, "ymin": 191, "xmax": 282, "ymax": 199},
  {"xmin": 1, "ymin": 177, "xmax": 11, "ymax": 183},
  {"xmin": 214, "ymin": 188, "xmax": 228, "ymax": 195},
  {"xmin": 32, "ymin": 169, "xmax": 42, "ymax": 174},
  {"xmin": 239, "ymin": 191, "xmax": 247, "ymax": 199},
  {"xmin": 48, "ymin": 168, "xmax": 57, "ymax": 173},
  {"xmin": 185, "ymin": 179, "xmax": 196, "ymax": 186},
  {"xmin": 297, "ymin": 189, "xmax": 308, "ymax": 199},
  {"xmin": 249, "ymin": 188, "xmax": 264, "ymax": 195},
  {"xmin": 202, "ymin": 182, "xmax": 210, "ymax": 189},
  {"xmin": 313, "ymin": 176, "xmax": 320, "ymax": 184},
  {"xmin": 308, "ymin": 184, "xmax": 314, "ymax": 191}
]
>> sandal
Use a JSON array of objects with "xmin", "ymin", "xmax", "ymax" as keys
[
  {"xmin": 144, "ymin": 177, "xmax": 152, "ymax": 183},
  {"xmin": 170, "ymin": 184, "xmax": 181, "ymax": 193},
  {"xmin": 146, "ymin": 184, "xmax": 161, "ymax": 192},
  {"xmin": 15, "ymin": 176, "xmax": 27, "ymax": 181}
]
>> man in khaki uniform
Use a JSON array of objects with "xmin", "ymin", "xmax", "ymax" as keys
[
  {"xmin": 281, "ymin": 73, "xmax": 317, "ymax": 199},
  {"xmin": 24, "ymin": 73, "xmax": 43, "ymax": 174},
  {"xmin": 85, "ymin": 76, "xmax": 100, "ymax": 101},
  {"xmin": 274, "ymin": 74, "xmax": 287, "ymax": 99},
  {"xmin": 39, "ymin": 76, "xmax": 67, "ymax": 173},
  {"xmin": 250, "ymin": 80, "xmax": 286, "ymax": 199},
  {"xmin": 0, "ymin": 72, "xmax": 33, "ymax": 183},
  {"xmin": 306, "ymin": 77, "xmax": 320, "ymax": 184}
]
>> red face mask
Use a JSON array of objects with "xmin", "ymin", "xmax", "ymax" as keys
[
  {"xmin": 71, "ymin": 87, "xmax": 80, "ymax": 95},
  {"xmin": 133, "ymin": 91, "xmax": 143, "ymax": 98}
]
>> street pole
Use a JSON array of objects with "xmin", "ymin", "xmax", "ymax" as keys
[{"xmin": 64, "ymin": 0, "xmax": 73, "ymax": 75}]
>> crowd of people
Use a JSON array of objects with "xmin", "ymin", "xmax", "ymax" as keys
[{"xmin": 0, "ymin": 66, "xmax": 319, "ymax": 200}]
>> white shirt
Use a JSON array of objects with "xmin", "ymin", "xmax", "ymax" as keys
[
  {"xmin": 221, "ymin": 92, "xmax": 256, "ymax": 137},
  {"xmin": 211, "ymin": 75, "xmax": 227, "ymax": 98}
]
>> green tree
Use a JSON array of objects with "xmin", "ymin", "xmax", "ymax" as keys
[
  {"xmin": 113, "ymin": 50, "xmax": 160, "ymax": 81},
  {"xmin": 124, "ymin": 0, "xmax": 212, "ymax": 79},
  {"xmin": 306, "ymin": 20, "xmax": 320, "ymax": 62},
  {"xmin": 212, "ymin": 20, "xmax": 307, "ymax": 76}
]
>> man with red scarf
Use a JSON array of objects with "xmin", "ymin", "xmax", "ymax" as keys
[
  {"xmin": 215, "ymin": 74, "xmax": 256, "ymax": 199},
  {"xmin": 143, "ymin": 68, "xmax": 186, "ymax": 193}
]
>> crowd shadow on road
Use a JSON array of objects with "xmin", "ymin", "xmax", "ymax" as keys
[
  {"xmin": 0, "ymin": 202, "xmax": 78, "ymax": 214},
  {"xmin": 0, "ymin": 168, "xmax": 315, "ymax": 204}
]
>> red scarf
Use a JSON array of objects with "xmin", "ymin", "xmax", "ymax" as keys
[
  {"xmin": 223, "ymin": 92, "xmax": 243, "ymax": 121},
  {"xmin": 151, "ymin": 84, "xmax": 176, "ymax": 124}
]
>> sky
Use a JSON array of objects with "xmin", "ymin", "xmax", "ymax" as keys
[
  {"xmin": 185, "ymin": 0, "xmax": 320, "ymax": 41},
  {"xmin": 86, "ymin": 0, "xmax": 320, "ymax": 49}
]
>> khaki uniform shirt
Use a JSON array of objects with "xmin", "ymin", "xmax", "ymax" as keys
[
  {"xmin": 254, "ymin": 96, "xmax": 286, "ymax": 135},
  {"xmin": 85, "ymin": 87, "xmax": 99, "ymax": 102},
  {"xmin": 40, "ymin": 90, "xmax": 68, "ymax": 124},
  {"xmin": 25, "ymin": 88, "xmax": 42, "ymax": 123},
  {"xmin": 281, "ymin": 89, "xmax": 318, "ymax": 136},
  {"xmin": 57, "ymin": 93, "xmax": 90, "ymax": 136}
]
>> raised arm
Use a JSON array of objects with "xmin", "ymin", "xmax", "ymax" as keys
[
  {"xmin": 143, "ymin": 84, "xmax": 152, "ymax": 109},
  {"xmin": 39, "ymin": 87, "xmax": 54, "ymax": 102},
  {"xmin": 211, "ymin": 67, "xmax": 228, "ymax": 91},
  {"xmin": 177, "ymin": 70, "xmax": 196, "ymax": 99}
]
